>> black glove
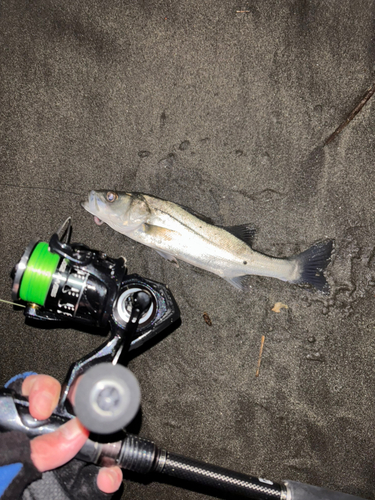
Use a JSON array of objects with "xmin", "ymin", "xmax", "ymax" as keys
[
  {"xmin": 22, "ymin": 459, "xmax": 115, "ymax": 500},
  {"xmin": 0, "ymin": 431, "xmax": 41, "ymax": 500}
]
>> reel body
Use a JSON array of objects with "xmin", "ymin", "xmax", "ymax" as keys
[{"xmin": 11, "ymin": 223, "xmax": 180, "ymax": 350}]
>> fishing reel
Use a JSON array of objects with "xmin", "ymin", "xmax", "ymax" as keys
[
  {"xmin": 10, "ymin": 218, "xmax": 180, "ymax": 433},
  {"xmin": 11, "ymin": 218, "xmax": 179, "ymax": 348}
]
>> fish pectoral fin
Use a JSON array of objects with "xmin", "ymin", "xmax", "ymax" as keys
[
  {"xmin": 142, "ymin": 223, "xmax": 180, "ymax": 241},
  {"xmin": 155, "ymin": 250, "xmax": 179, "ymax": 266},
  {"xmin": 222, "ymin": 224, "xmax": 256, "ymax": 246},
  {"xmin": 142, "ymin": 224, "xmax": 180, "ymax": 265},
  {"xmin": 224, "ymin": 275, "xmax": 253, "ymax": 291}
]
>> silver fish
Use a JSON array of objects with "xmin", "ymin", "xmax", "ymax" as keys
[{"xmin": 82, "ymin": 190, "xmax": 333, "ymax": 292}]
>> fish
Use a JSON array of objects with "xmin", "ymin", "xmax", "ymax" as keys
[{"xmin": 82, "ymin": 190, "xmax": 334, "ymax": 292}]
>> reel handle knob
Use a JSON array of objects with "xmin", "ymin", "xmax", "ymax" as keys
[{"xmin": 74, "ymin": 363, "xmax": 141, "ymax": 435}]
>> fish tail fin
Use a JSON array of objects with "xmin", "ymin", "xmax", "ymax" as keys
[{"xmin": 293, "ymin": 239, "xmax": 334, "ymax": 293}]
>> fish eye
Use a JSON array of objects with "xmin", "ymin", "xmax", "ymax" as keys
[{"xmin": 106, "ymin": 191, "xmax": 118, "ymax": 203}]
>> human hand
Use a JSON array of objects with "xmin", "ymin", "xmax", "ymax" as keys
[{"xmin": 22, "ymin": 374, "xmax": 123, "ymax": 494}]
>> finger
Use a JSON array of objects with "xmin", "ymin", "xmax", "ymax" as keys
[
  {"xmin": 30, "ymin": 417, "xmax": 89, "ymax": 472},
  {"xmin": 22, "ymin": 374, "xmax": 61, "ymax": 420},
  {"xmin": 97, "ymin": 466, "xmax": 123, "ymax": 494},
  {"xmin": 21, "ymin": 374, "xmax": 39, "ymax": 395}
]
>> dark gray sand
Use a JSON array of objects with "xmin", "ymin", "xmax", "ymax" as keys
[{"xmin": 1, "ymin": 1, "xmax": 375, "ymax": 499}]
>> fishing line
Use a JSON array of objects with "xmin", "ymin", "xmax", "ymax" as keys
[
  {"xmin": 19, "ymin": 242, "xmax": 60, "ymax": 306},
  {"xmin": 0, "ymin": 299, "xmax": 25, "ymax": 308},
  {"xmin": 0, "ymin": 242, "xmax": 60, "ymax": 308},
  {"xmin": 0, "ymin": 183, "xmax": 81, "ymax": 196}
]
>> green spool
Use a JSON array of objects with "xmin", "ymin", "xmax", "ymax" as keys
[{"xmin": 19, "ymin": 242, "xmax": 60, "ymax": 306}]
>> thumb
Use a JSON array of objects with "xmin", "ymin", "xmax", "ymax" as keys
[{"xmin": 30, "ymin": 418, "xmax": 89, "ymax": 472}]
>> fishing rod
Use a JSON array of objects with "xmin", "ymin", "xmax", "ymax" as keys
[
  {"xmin": 0, "ymin": 387, "xmax": 366, "ymax": 500},
  {"xmin": 0, "ymin": 220, "xmax": 367, "ymax": 500}
]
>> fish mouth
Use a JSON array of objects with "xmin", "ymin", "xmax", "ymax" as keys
[
  {"xmin": 80, "ymin": 200, "xmax": 91, "ymax": 212},
  {"xmin": 94, "ymin": 216, "xmax": 103, "ymax": 226},
  {"xmin": 81, "ymin": 191, "xmax": 105, "ymax": 225}
]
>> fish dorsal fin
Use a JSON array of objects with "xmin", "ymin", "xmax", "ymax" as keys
[
  {"xmin": 179, "ymin": 204, "xmax": 215, "ymax": 225},
  {"xmin": 222, "ymin": 224, "xmax": 256, "ymax": 246}
]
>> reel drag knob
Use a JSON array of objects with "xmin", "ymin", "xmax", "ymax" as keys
[{"xmin": 74, "ymin": 363, "xmax": 141, "ymax": 435}]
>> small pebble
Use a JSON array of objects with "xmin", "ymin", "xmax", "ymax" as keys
[
  {"xmin": 138, "ymin": 150, "xmax": 151, "ymax": 158},
  {"xmin": 160, "ymin": 111, "xmax": 167, "ymax": 126},
  {"xmin": 158, "ymin": 155, "xmax": 175, "ymax": 168},
  {"xmin": 179, "ymin": 140, "xmax": 190, "ymax": 151},
  {"xmin": 313, "ymin": 104, "xmax": 323, "ymax": 116},
  {"xmin": 306, "ymin": 352, "xmax": 323, "ymax": 361}
]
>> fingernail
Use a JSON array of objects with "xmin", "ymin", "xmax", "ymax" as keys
[
  {"xmin": 107, "ymin": 469, "xmax": 117, "ymax": 487},
  {"xmin": 97, "ymin": 467, "xmax": 121, "ymax": 494}
]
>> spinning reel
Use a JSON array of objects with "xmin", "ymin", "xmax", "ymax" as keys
[{"xmin": 10, "ymin": 218, "xmax": 180, "ymax": 433}]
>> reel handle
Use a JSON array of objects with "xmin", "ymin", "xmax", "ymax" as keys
[
  {"xmin": 57, "ymin": 289, "xmax": 151, "ymax": 412},
  {"xmin": 74, "ymin": 363, "xmax": 141, "ymax": 435}
]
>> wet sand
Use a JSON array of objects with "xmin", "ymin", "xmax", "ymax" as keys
[{"xmin": 1, "ymin": 1, "xmax": 375, "ymax": 498}]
